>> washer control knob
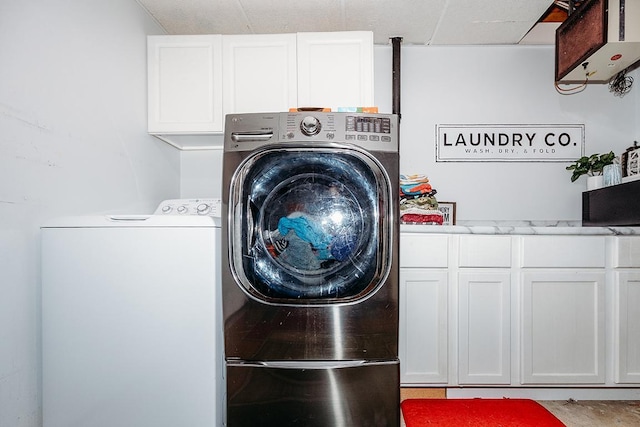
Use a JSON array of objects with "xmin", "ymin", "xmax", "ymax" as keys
[
  {"xmin": 161, "ymin": 205, "xmax": 172, "ymax": 214},
  {"xmin": 177, "ymin": 205, "xmax": 188, "ymax": 214},
  {"xmin": 197, "ymin": 203, "xmax": 210, "ymax": 215},
  {"xmin": 300, "ymin": 116, "xmax": 321, "ymax": 136}
]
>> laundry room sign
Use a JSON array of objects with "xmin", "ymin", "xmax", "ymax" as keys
[{"xmin": 435, "ymin": 124, "xmax": 584, "ymax": 162}]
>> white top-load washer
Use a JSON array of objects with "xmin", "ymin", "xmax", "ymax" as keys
[{"xmin": 41, "ymin": 199, "xmax": 223, "ymax": 427}]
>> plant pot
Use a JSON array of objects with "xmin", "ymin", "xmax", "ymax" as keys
[
  {"xmin": 586, "ymin": 175, "xmax": 604, "ymax": 191},
  {"xmin": 603, "ymin": 163, "xmax": 622, "ymax": 186}
]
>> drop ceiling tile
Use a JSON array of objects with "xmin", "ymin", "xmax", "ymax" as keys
[
  {"xmin": 136, "ymin": 0, "xmax": 555, "ymax": 45},
  {"xmin": 519, "ymin": 22, "xmax": 560, "ymax": 45},
  {"xmin": 240, "ymin": 0, "xmax": 345, "ymax": 34},
  {"xmin": 343, "ymin": 0, "xmax": 447, "ymax": 45},
  {"xmin": 138, "ymin": 0, "xmax": 249, "ymax": 34},
  {"xmin": 430, "ymin": 0, "xmax": 551, "ymax": 45}
]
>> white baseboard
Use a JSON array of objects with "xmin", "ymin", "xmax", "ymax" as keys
[{"xmin": 446, "ymin": 387, "xmax": 640, "ymax": 401}]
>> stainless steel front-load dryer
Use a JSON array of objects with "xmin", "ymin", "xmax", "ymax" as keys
[{"xmin": 222, "ymin": 112, "xmax": 399, "ymax": 426}]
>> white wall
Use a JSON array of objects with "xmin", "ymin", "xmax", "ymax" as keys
[
  {"xmin": 182, "ymin": 44, "xmax": 638, "ymax": 222},
  {"xmin": 181, "ymin": 149, "xmax": 223, "ymax": 199},
  {"xmin": 374, "ymin": 44, "xmax": 637, "ymax": 222},
  {"xmin": 0, "ymin": 1, "xmax": 174, "ymax": 425}
]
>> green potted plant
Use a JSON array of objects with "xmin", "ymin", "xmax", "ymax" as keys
[{"xmin": 566, "ymin": 151, "xmax": 615, "ymax": 189}]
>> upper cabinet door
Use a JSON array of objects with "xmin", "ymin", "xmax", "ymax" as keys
[
  {"xmin": 147, "ymin": 35, "xmax": 223, "ymax": 133},
  {"xmin": 296, "ymin": 31, "xmax": 374, "ymax": 111},
  {"xmin": 223, "ymin": 34, "xmax": 297, "ymax": 114}
]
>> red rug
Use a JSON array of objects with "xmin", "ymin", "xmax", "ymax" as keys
[{"xmin": 401, "ymin": 398, "xmax": 565, "ymax": 426}]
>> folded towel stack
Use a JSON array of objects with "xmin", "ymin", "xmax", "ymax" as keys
[{"xmin": 399, "ymin": 174, "xmax": 444, "ymax": 225}]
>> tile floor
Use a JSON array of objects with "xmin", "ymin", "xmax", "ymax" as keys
[{"xmin": 539, "ymin": 400, "xmax": 640, "ymax": 426}]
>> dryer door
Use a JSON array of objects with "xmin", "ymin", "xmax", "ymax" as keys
[{"xmin": 229, "ymin": 146, "xmax": 392, "ymax": 304}]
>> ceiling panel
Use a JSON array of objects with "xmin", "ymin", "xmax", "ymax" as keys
[
  {"xmin": 241, "ymin": 0, "xmax": 345, "ymax": 34},
  {"xmin": 342, "ymin": 0, "xmax": 447, "ymax": 44},
  {"xmin": 138, "ymin": 0, "xmax": 248, "ymax": 34},
  {"xmin": 136, "ymin": 0, "xmax": 555, "ymax": 45},
  {"xmin": 430, "ymin": 0, "xmax": 552, "ymax": 44}
]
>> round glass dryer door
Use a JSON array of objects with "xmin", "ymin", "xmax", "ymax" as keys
[{"xmin": 229, "ymin": 146, "xmax": 392, "ymax": 304}]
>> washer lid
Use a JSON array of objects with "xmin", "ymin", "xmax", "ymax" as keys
[
  {"xmin": 41, "ymin": 215, "xmax": 219, "ymax": 228},
  {"xmin": 228, "ymin": 145, "xmax": 393, "ymax": 304}
]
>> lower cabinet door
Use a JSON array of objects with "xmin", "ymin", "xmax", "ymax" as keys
[
  {"xmin": 615, "ymin": 271, "xmax": 640, "ymax": 383},
  {"xmin": 399, "ymin": 269, "xmax": 448, "ymax": 384},
  {"xmin": 521, "ymin": 270, "xmax": 606, "ymax": 384},
  {"xmin": 458, "ymin": 271, "xmax": 511, "ymax": 385}
]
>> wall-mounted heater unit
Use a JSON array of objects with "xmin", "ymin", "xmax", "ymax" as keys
[{"xmin": 556, "ymin": 0, "xmax": 640, "ymax": 83}]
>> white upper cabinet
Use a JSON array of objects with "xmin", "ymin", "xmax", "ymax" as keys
[
  {"xmin": 296, "ymin": 31, "xmax": 374, "ymax": 110},
  {"xmin": 222, "ymin": 34, "xmax": 297, "ymax": 114},
  {"xmin": 147, "ymin": 32, "xmax": 374, "ymax": 147},
  {"xmin": 148, "ymin": 35, "xmax": 223, "ymax": 134}
]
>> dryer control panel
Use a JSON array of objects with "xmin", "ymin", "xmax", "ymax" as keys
[
  {"xmin": 154, "ymin": 198, "xmax": 221, "ymax": 218},
  {"xmin": 224, "ymin": 112, "xmax": 398, "ymax": 153},
  {"xmin": 283, "ymin": 113, "xmax": 396, "ymax": 145}
]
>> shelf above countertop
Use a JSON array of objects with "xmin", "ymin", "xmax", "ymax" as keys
[
  {"xmin": 151, "ymin": 133, "xmax": 224, "ymax": 150},
  {"xmin": 400, "ymin": 221, "xmax": 640, "ymax": 236}
]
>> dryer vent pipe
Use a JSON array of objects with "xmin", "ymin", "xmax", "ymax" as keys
[{"xmin": 391, "ymin": 37, "xmax": 402, "ymax": 122}]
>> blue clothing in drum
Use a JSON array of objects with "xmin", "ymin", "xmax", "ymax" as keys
[{"xmin": 274, "ymin": 213, "xmax": 358, "ymax": 266}]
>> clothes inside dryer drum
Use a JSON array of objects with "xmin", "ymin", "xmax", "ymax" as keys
[{"xmin": 230, "ymin": 149, "xmax": 391, "ymax": 302}]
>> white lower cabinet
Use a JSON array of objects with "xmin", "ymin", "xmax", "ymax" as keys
[
  {"xmin": 458, "ymin": 271, "xmax": 511, "ymax": 385},
  {"xmin": 615, "ymin": 271, "xmax": 640, "ymax": 383},
  {"xmin": 399, "ymin": 231, "xmax": 640, "ymax": 393},
  {"xmin": 521, "ymin": 270, "xmax": 606, "ymax": 384},
  {"xmin": 399, "ymin": 269, "xmax": 448, "ymax": 384},
  {"xmin": 613, "ymin": 237, "xmax": 640, "ymax": 383}
]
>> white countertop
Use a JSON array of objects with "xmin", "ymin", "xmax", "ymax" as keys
[{"xmin": 400, "ymin": 221, "xmax": 640, "ymax": 235}]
